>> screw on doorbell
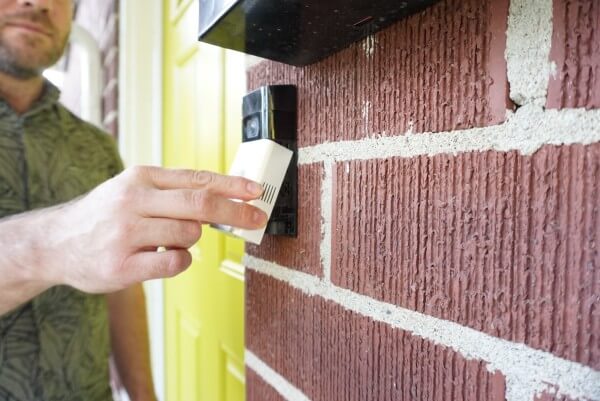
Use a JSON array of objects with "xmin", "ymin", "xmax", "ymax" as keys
[{"xmin": 211, "ymin": 139, "xmax": 293, "ymax": 245}]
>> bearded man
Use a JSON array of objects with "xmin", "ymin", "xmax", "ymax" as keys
[{"xmin": 0, "ymin": 1, "xmax": 268, "ymax": 400}]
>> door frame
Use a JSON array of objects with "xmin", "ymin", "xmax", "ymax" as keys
[{"xmin": 118, "ymin": 1, "xmax": 165, "ymax": 400}]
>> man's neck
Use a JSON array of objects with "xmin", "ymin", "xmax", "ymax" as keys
[{"xmin": 0, "ymin": 71, "xmax": 44, "ymax": 115}]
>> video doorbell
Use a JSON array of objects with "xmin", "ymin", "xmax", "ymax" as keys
[{"xmin": 212, "ymin": 85, "xmax": 298, "ymax": 245}]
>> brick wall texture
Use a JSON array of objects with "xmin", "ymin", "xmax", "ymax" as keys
[
  {"xmin": 246, "ymin": 163, "xmax": 324, "ymax": 276},
  {"xmin": 245, "ymin": 0, "xmax": 600, "ymax": 400},
  {"xmin": 61, "ymin": 0, "xmax": 119, "ymax": 137},
  {"xmin": 546, "ymin": 0, "xmax": 600, "ymax": 109}
]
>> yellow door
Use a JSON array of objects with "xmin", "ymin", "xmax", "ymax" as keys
[{"xmin": 163, "ymin": 1, "xmax": 247, "ymax": 400}]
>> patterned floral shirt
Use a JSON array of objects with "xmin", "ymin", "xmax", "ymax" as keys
[{"xmin": 0, "ymin": 81, "xmax": 123, "ymax": 401}]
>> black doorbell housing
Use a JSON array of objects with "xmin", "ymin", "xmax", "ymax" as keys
[
  {"xmin": 243, "ymin": 85, "xmax": 297, "ymax": 237},
  {"xmin": 198, "ymin": 0, "xmax": 441, "ymax": 66}
]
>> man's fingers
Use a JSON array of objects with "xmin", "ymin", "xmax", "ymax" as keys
[
  {"xmin": 141, "ymin": 189, "xmax": 268, "ymax": 229},
  {"xmin": 132, "ymin": 166, "xmax": 263, "ymax": 200},
  {"xmin": 132, "ymin": 218, "xmax": 202, "ymax": 249},
  {"xmin": 125, "ymin": 249, "xmax": 192, "ymax": 282}
]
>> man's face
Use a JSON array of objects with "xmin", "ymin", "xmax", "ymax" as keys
[{"xmin": 0, "ymin": 0, "xmax": 73, "ymax": 79}]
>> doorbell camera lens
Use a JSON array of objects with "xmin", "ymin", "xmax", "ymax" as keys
[{"xmin": 244, "ymin": 115, "xmax": 261, "ymax": 140}]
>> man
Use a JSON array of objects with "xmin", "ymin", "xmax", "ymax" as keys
[{"xmin": 0, "ymin": 0, "xmax": 267, "ymax": 400}]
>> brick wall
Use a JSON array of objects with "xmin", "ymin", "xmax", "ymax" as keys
[
  {"xmin": 245, "ymin": 1, "xmax": 600, "ymax": 401},
  {"xmin": 61, "ymin": 0, "xmax": 119, "ymax": 137}
]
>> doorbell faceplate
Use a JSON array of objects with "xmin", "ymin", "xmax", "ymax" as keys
[{"xmin": 212, "ymin": 139, "xmax": 293, "ymax": 245}]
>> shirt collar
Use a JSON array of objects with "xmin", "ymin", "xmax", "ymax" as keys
[{"xmin": 0, "ymin": 79, "xmax": 61, "ymax": 121}]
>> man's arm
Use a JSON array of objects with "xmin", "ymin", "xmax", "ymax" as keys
[
  {"xmin": 0, "ymin": 204, "xmax": 67, "ymax": 314},
  {"xmin": 0, "ymin": 166, "xmax": 267, "ymax": 316},
  {"xmin": 107, "ymin": 284, "xmax": 156, "ymax": 401}
]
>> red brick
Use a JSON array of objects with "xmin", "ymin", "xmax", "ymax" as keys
[
  {"xmin": 332, "ymin": 143, "xmax": 600, "ymax": 369},
  {"xmin": 102, "ymin": 87, "xmax": 118, "ymax": 118},
  {"xmin": 246, "ymin": 270, "xmax": 507, "ymax": 401},
  {"xmin": 246, "ymin": 369, "xmax": 285, "ymax": 401},
  {"xmin": 246, "ymin": 163, "xmax": 323, "ymax": 276},
  {"xmin": 248, "ymin": 0, "xmax": 511, "ymax": 147},
  {"xmin": 103, "ymin": 54, "xmax": 119, "ymax": 84},
  {"xmin": 547, "ymin": 0, "xmax": 600, "ymax": 109}
]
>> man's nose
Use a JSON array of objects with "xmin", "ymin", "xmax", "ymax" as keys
[{"xmin": 16, "ymin": 0, "xmax": 53, "ymax": 12}]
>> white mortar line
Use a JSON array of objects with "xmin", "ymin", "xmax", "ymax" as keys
[
  {"xmin": 506, "ymin": 0, "xmax": 554, "ymax": 106},
  {"xmin": 298, "ymin": 106, "xmax": 600, "ymax": 165},
  {"xmin": 246, "ymin": 350, "xmax": 311, "ymax": 401},
  {"xmin": 102, "ymin": 110, "xmax": 118, "ymax": 126},
  {"xmin": 103, "ymin": 45, "xmax": 118, "ymax": 67},
  {"xmin": 320, "ymin": 161, "xmax": 333, "ymax": 283},
  {"xmin": 102, "ymin": 77, "xmax": 118, "ymax": 97},
  {"xmin": 244, "ymin": 255, "xmax": 600, "ymax": 401}
]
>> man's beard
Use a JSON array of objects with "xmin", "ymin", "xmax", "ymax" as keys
[{"xmin": 0, "ymin": 10, "xmax": 68, "ymax": 80}]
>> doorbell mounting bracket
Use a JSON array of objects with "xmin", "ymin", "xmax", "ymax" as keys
[{"xmin": 212, "ymin": 85, "xmax": 297, "ymax": 245}]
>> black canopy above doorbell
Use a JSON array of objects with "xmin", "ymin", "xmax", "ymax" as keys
[
  {"xmin": 211, "ymin": 85, "xmax": 297, "ymax": 244},
  {"xmin": 198, "ymin": 0, "xmax": 441, "ymax": 66}
]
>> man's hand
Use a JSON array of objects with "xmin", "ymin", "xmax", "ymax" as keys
[{"xmin": 39, "ymin": 166, "xmax": 267, "ymax": 294}]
